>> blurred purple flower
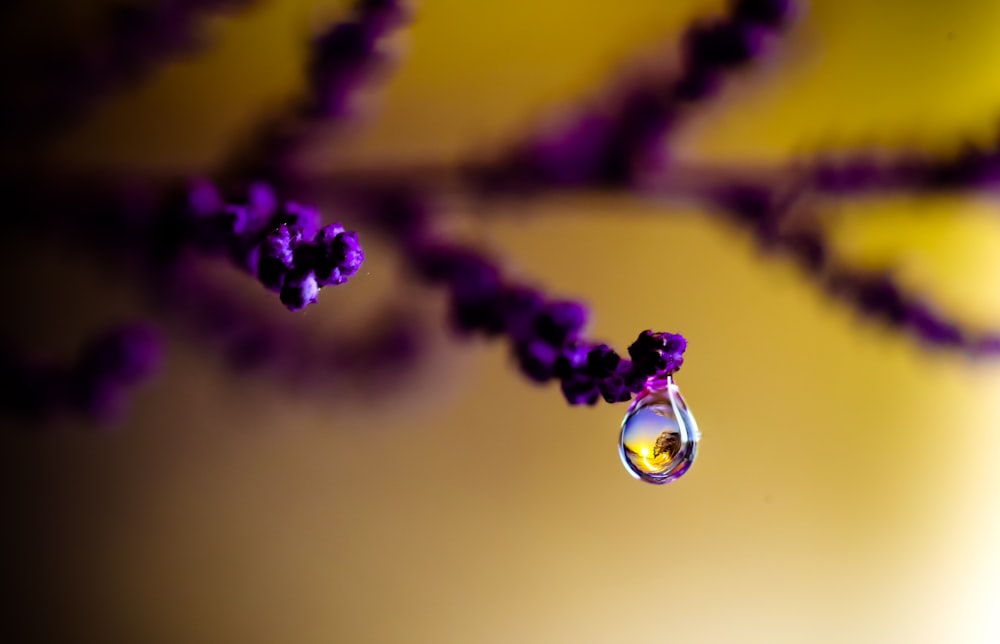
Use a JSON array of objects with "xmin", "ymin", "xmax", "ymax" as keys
[
  {"xmin": 1, "ymin": 324, "xmax": 162, "ymax": 426},
  {"xmin": 477, "ymin": 0, "xmax": 800, "ymax": 191}
]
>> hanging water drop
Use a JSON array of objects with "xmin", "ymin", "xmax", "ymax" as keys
[{"xmin": 619, "ymin": 376, "xmax": 700, "ymax": 484}]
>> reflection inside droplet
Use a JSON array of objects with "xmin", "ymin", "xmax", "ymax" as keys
[{"xmin": 619, "ymin": 377, "xmax": 699, "ymax": 484}]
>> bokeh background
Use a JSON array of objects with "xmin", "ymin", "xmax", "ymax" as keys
[{"xmin": 5, "ymin": 0, "xmax": 1000, "ymax": 642}]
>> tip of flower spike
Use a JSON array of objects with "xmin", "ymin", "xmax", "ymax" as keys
[
  {"xmin": 627, "ymin": 330, "xmax": 687, "ymax": 381},
  {"xmin": 245, "ymin": 204, "xmax": 364, "ymax": 310},
  {"xmin": 313, "ymin": 227, "xmax": 365, "ymax": 287}
]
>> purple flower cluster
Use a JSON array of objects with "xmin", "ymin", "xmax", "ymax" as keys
[
  {"xmin": 370, "ymin": 191, "xmax": 687, "ymax": 405},
  {"xmin": 0, "ymin": 325, "xmax": 161, "ymax": 424},
  {"xmin": 186, "ymin": 181, "xmax": 365, "ymax": 311},
  {"xmin": 414, "ymin": 241, "xmax": 687, "ymax": 404}
]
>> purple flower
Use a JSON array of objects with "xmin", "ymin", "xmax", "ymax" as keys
[
  {"xmin": 586, "ymin": 343, "xmax": 623, "ymax": 376},
  {"xmin": 561, "ymin": 375, "xmax": 601, "ymax": 406},
  {"xmin": 479, "ymin": 0, "xmax": 800, "ymax": 190},
  {"xmin": 280, "ymin": 271, "xmax": 321, "ymax": 311},
  {"xmin": 532, "ymin": 301, "xmax": 589, "ymax": 346},
  {"xmin": 180, "ymin": 183, "xmax": 365, "ymax": 310},
  {"xmin": 257, "ymin": 224, "xmax": 301, "ymax": 291},
  {"xmin": 306, "ymin": 225, "xmax": 365, "ymax": 287},
  {"xmin": 733, "ymin": 0, "xmax": 796, "ymax": 27},
  {"xmin": 553, "ymin": 341, "xmax": 592, "ymax": 379},
  {"xmin": 514, "ymin": 341, "xmax": 560, "ymax": 383},
  {"xmin": 628, "ymin": 330, "xmax": 687, "ymax": 381},
  {"xmin": 396, "ymin": 218, "xmax": 687, "ymax": 405}
]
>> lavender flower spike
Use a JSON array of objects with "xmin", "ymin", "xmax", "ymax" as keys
[
  {"xmin": 476, "ymin": 0, "xmax": 800, "ymax": 190},
  {"xmin": 372, "ymin": 190, "xmax": 686, "ymax": 405}
]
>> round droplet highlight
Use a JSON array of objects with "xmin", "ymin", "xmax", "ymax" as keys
[{"xmin": 619, "ymin": 377, "xmax": 700, "ymax": 484}]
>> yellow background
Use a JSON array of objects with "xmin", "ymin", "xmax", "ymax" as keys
[{"xmin": 9, "ymin": 0, "xmax": 1000, "ymax": 641}]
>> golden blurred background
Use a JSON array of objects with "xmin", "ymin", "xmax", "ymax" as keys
[{"xmin": 6, "ymin": 0, "xmax": 1000, "ymax": 641}]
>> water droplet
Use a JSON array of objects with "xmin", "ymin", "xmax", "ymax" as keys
[{"xmin": 619, "ymin": 376, "xmax": 700, "ymax": 484}]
